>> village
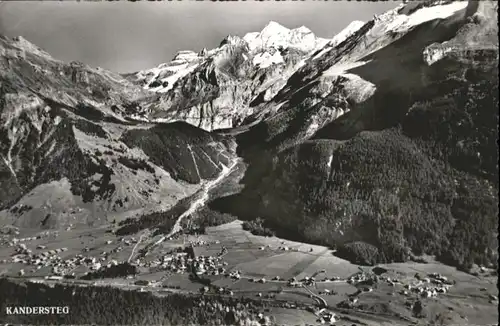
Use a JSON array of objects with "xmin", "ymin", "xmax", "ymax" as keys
[{"xmin": 0, "ymin": 221, "xmax": 498, "ymax": 326}]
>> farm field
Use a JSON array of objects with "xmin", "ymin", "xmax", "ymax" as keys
[{"xmin": 1, "ymin": 220, "xmax": 498, "ymax": 326}]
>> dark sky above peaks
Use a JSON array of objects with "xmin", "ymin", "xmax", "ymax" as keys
[{"xmin": 0, "ymin": 1, "xmax": 398, "ymax": 73}]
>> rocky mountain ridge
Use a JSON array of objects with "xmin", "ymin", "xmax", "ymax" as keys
[
  {"xmin": 123, "ymin": 21, "xmax": 341, "ymax": 131},
  {"xmin": 0, "ymin": 34, "xmax": 235, "ymax": 229}
]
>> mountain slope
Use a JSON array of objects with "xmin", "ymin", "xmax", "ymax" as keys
[
  {"xmin": 211, "ymin": 0, "xmax": 499, "ymax": 270},
  {"xmin": 0, "ymin": 36, "xmax": 236, "ymax": 230}
]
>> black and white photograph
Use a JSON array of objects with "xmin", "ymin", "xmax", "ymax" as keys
[{"xmin": 0, "ymin": 0, "xmax": 498, "ymax": 325}]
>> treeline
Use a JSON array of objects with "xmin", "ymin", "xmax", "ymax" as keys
[
  {"xmin": 116, "ymin": 193, "xmax": 194, "ymax": 236},
  {"xmin": 294, "ymin": 129, "xmax": 461, "ymax": 264},
  {"xmin": 80, "ymin": 262, "xmax": 138, "ymax": 280},
  {"xmin": 0, "ymin": 278, "xmax": 267, "ymax": 325},
  {"xmin": 182, "ymin": 207, "xmax": 237, "ymax": 234},
  {"xmin": 242, "ymin": 218, "xmax": 275, "ymax": 237},
  {"xmin": 116, "ymin": 193, "xmax": 238, "ymax": 238},
  {"xmin": 117, "ymin": 156, "xmax": 155, "ymax": 174}
]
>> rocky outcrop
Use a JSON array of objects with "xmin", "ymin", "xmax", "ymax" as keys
[{"xmin": 423, "ymin": 43, "xmax": 455, "ymax": 65}]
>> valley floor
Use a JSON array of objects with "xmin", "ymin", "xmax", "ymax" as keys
[{"xmin": 0, "ymin": 220, "xmax": 497, "ymax": 326}]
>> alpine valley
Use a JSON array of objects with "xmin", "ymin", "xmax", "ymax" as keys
[{"xmin": 0, "ymin": 1, "xmax": 498, "ymax": 325}]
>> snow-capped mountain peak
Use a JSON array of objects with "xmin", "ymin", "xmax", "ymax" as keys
[
  {"xmin": 130, "ymin": 20, "xmax": 330, "ymax": 99},
  {"xmin": 295, "ymin": 25, "xmax": 313, "ymax": 34},
  {"xmin": 260, "ymin": 21, "xmax": 290, "ymax": 35},
  {"xmin": 243, "ymin": 21, "xmax": 327, "ymax": 53}
]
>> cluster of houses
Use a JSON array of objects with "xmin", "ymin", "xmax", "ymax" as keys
[
  {"xmin": 427, "ymin": 272, "xmax": 453, "ymax": 284},
  {"xmin": 193, "ymin": 254, "xmax": 228, "ymax": 276},
  {"xmin": 301, "ymin": 276, "xmax": 317, "ymax": 287},
  {"xmin": 342, "ymin": 270, "xmax": 459, "ymax": 303},
  {"xmin": 130, "ymin": 248, "xmax": 229, "ymax": 278},
  {"xmin": 347, "ymin": 272, "xmax": 370, "ymax": 285},
  {"xmin": 345, "ymin": 270, "xmax": 457, "ymax": 300},
  {"xmin": 5, "ymin": 237, "xmax": 131, "ymax": 277},
  {"xmin": 401, "ymin": 282, "xmax": 451, "ymax": 298},
  {"xmin": 12, "ymin": 236, "xmax": 38, "ymax": 243},
  {"xmin": 119, "ymin": 236, "xmax": 140, "ymax": 246},
  {"xmin": 37, "ymin": 247, "xmax": 68, "ymax": 257},
  {"xmin": 140, "ymin": 252, "xmax": 189, "ymax": 272},
  {"xmin": 15, "ymin": 243, "xmax": 32, "ymax": 255},
  {"xmin": 287, "ymin": 277, "xmax": 304, "ymax": 288},
  {"xmin": 188, "ymin": 238, "xmax": 220, "ymax": 247},
  {"xmin": 199, "ymin": 285, "xmax": 235, "ymax": 297},
  {"xmin": 398, "ymin": 273, "xmax": 454, "ymax": 298},
  {"xmin": 33, "ymin": 251, "xmax": 107, "ymax": 275},
  {"xmin": 249, "ymin": 277, "xmax": 267, "ymax": 284},
  {"xmin": 228, "ymin": 270, "xmax": 242, "ymax": 280},
  {"xmin": 256, "ymin": 241, "xmax": 313, "ymax": 253},
  {"xmin": 11, "ymin": 246, "xmax": 68, "ymax": 267},
  {"xmin": 286, "ymin": 275, "xmax": 321, "ymax": 288}
]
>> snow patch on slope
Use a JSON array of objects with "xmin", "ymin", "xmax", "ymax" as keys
[
  {"xmin": 386, "ymin": 1, "xmax": 469, "ymax": 32},
  {"xmin": 322, "ymin": 60, "xmax": 371, "ymax": 77},
  {"xmin": 134, "ymin": 49, "xmax": 202, "ymax": 92},
  {"xmin": 313, "ymin": 20, "xmax": 365, "ymax": 61},
  {"xmin": 155, "ymin": 64, "xmax": 200, "ymax": 93},
  {"xmin": 312, "ymin": 46, "xmax": 333, "ymax": 61},
  {"xmin": 327, "ymin": 1, "xmax": 467, "ymax": 68},
  {"xmin": 330, "ymin": 20, "xmax": 366, "ymax": 47}
]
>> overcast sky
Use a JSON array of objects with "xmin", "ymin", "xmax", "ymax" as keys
[{"xmin": 0, "ymin": 1, "xmax": 398, "ymax": 73}]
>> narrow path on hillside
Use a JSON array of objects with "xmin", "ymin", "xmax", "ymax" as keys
[{"xmin": 128, "ymin": 231, "xmax": 148, "ymax": 263}]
